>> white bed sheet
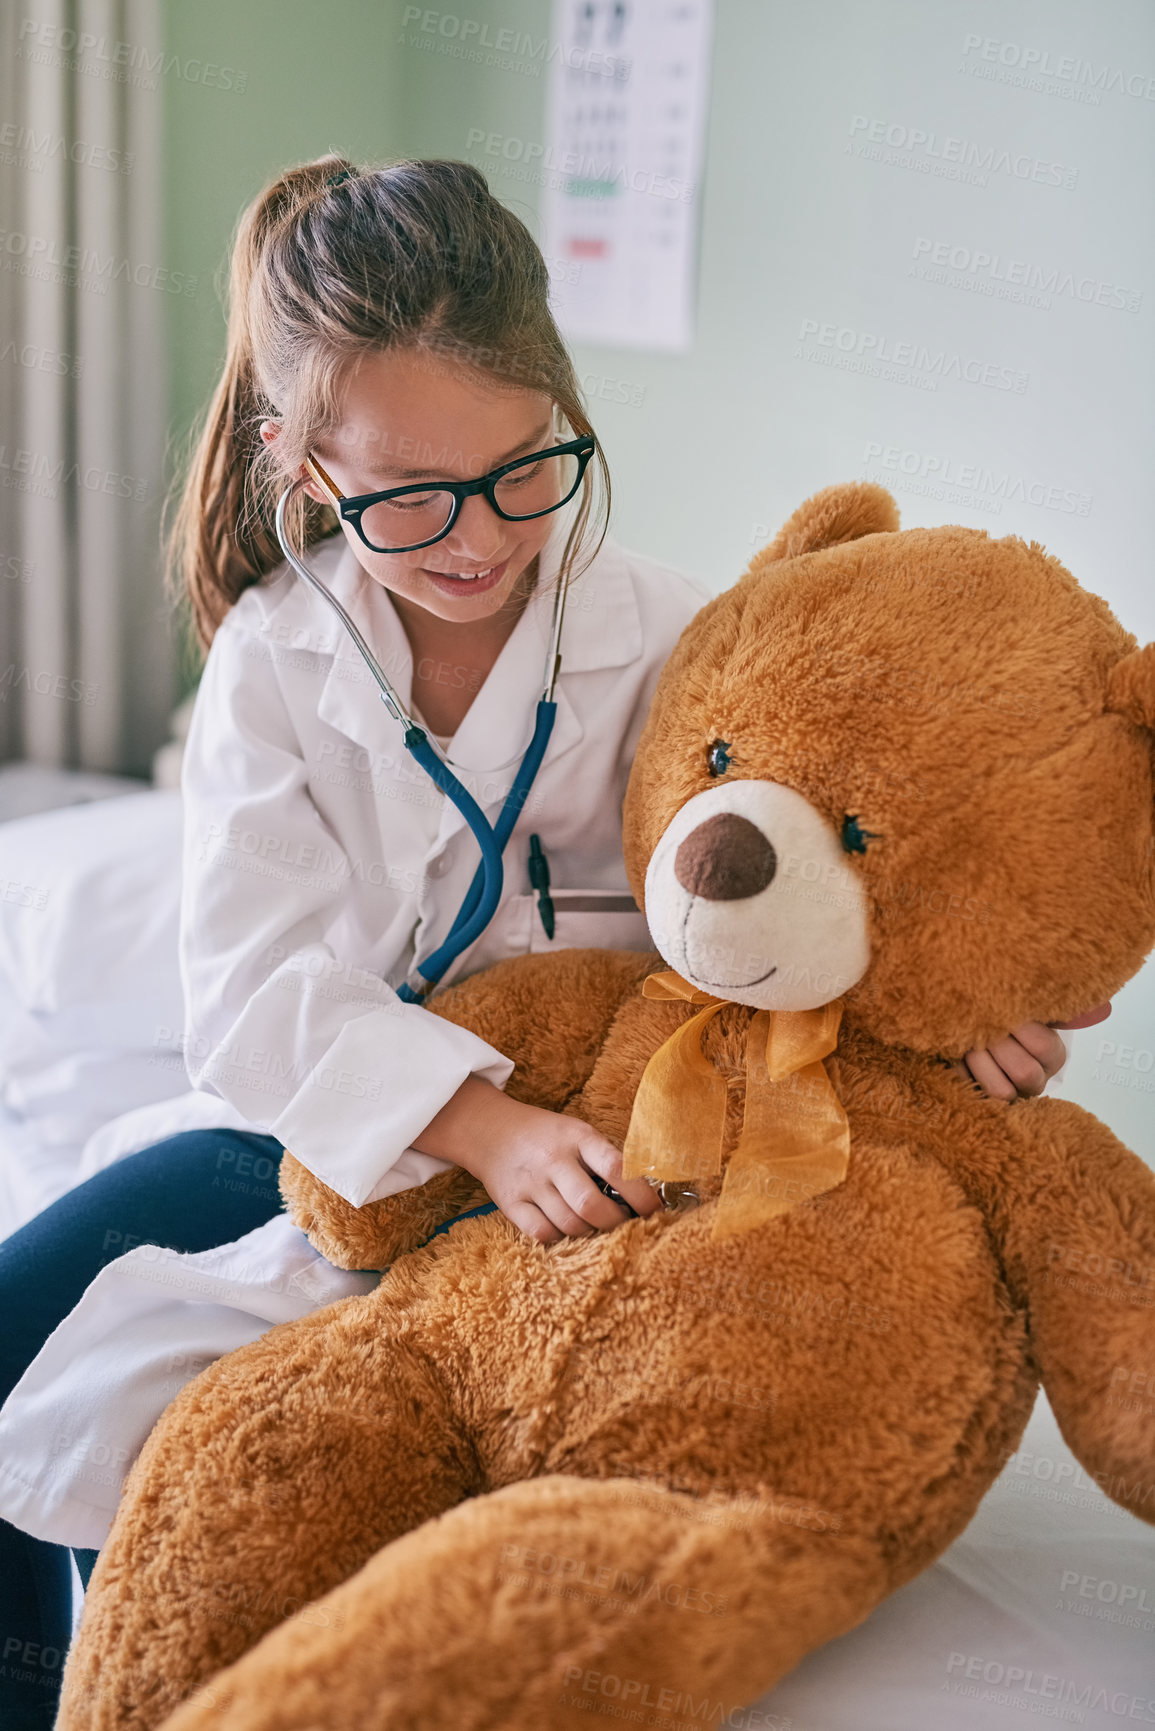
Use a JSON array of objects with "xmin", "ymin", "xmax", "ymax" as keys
[
  {"xmin": 0, "ymin": 1005, "xmax": 199, "ymax": 1236},
  {"xmin": 754, "ymin": 1390, "xmax": 1154, "ymax": 1729},
  {"xmin": 0, "ymin": 1018, "xmax": 199, "ymax": 1236}
]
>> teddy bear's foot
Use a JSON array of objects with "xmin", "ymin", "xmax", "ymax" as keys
[
  {"xmin": 152, "ymin": 1474, "xmax": 887, "ymax": 1731},
  {"xmin": 56, "ymin": 1297, "xmax": 480, "ymax": 1731}
]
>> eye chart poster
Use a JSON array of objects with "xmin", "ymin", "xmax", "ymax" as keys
[{"xmin": 540, "ymin": 0, "xmax": 714, "ymax": 351}]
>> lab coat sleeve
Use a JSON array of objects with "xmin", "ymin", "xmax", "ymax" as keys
[{"xmin": 178, "ymin": 605, "xmax": 514, "ymax": 1209}]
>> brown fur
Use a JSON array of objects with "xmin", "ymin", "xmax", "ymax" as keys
[{"xmin": 59, "ymin": 483, "xmax": 1155, "ymax": 1731}]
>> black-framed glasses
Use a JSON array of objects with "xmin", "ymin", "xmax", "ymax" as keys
[{"xmin": 305, "ymin": 433, "xmax": 596, "ymax": 555}]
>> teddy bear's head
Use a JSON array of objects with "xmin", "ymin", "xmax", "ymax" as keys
[{"xmin": 623, "ymin": 482, "xmax": 1155, "ymax": 1055}]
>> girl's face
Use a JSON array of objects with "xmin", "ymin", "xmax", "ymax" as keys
[{"xmin": 262, "ymin": 347, "xmax": 562, "ymax": 626}]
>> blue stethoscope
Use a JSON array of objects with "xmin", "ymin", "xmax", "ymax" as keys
[{"xmin": 275, "ymin": 480, "xmax": 566, "ymax": 1004}]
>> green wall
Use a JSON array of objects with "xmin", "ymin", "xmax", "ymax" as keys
[{"xmin": 162, "ymin": 0, "xmax": 407, "ymax": 465}]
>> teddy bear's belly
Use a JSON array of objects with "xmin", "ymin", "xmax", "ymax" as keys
[{"xmin": 390, "ymin": 1132, "xmax": 1034, "ymax": 1550}]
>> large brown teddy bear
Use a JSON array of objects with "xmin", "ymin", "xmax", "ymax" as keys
[{"xmin": 60, "ymin": 483, "xmax": 1155, "ymax": 1731}]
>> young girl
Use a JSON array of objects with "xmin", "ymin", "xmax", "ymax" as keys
[{"xmin": 0, "ymin": 155, "xmax": 1069, "ymax": 1726}]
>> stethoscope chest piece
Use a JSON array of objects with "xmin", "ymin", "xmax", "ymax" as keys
[{"xmin": 656, "ymin": 1180, "xmax": 702, "ymax": 1213}]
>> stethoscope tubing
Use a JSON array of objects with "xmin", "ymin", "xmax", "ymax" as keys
[
  {"xmin": 398, "ymin": 703, "xmax": 556, "ymax": 999},
  {"xmin": 273, "ymin": 481, "xmax": 563, "ymax": 1001}
]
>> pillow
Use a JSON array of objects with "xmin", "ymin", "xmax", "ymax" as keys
[
  {"xmin": 0, "ymin": 791, "xmax": 193, "ymax": 1235},
  {"xmin": 0, "ymin": 791, "xmax": 185, "ymax": 1055}
]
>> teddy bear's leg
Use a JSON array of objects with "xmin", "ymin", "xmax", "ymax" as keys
[
  {"xmin": 152, "ymin": 1475, "xmax": 887, "ymax": 1731},
  {"xmin": 56, "ymin": 1295, "xmax": 479, "ymax": 1731}
]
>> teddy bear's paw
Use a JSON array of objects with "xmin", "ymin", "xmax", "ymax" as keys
[{"xmin": 279, "ymin": 1152, "xmax": 489, "ymax": 1269}]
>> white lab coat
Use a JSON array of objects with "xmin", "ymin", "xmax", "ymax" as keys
[{"xmin": 0, "ymin": 510, "xmax": 705, "ymax": 1548}]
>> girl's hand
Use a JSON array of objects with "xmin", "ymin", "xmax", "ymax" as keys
[
  {"xmin": 413, "ymin": 1075, "xmax": 662, "ymax": 1245},
  {"xmin": 953, "ymin": 1002, "xmax": 1112, "ymax": 1102}
]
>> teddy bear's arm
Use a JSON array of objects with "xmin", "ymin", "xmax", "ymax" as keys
[
  {"xmin": 428, "ymin": 946, "xmax": 660, "ymax": 1107},
  {"xmin": 984, "ymin": 1097, "xmax": 1155, "ymax": 1524},
  {"xmin": 280, "ymin": 947, "xmax": 658, "ymax": 1270}
]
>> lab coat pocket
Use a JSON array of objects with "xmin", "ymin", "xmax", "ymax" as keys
[{"xmin": 519, "ymin": 888, "xmax": 653, "ymax": 956}]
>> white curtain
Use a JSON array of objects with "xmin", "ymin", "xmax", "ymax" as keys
[{"xmin": 0, "ymin": 0, "xmax": 173, "ymax": 774}]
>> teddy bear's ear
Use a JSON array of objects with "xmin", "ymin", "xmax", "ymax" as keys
[
  {"xmin": 1105, "ymin": 642, "xmax": 1155, "ymax": 729},
  {"xmin": 755, "ymin": 481, "xmax": 900, "ymax": 566}
]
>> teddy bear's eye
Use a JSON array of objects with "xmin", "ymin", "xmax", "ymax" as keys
[
  {"xmin": 706, "ymin": 738, "xmax": 731, "ymax": 777},
  {"xmin": 840, "ymin": 814, "xmax": 882, "ymax": 854}
]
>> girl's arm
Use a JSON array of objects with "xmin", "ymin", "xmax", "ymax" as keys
[
  {"xmin": 279, "ymin": 947, "xmax": 661, "ymax": 1269},
  {"xmin": 179, "ymin": 593, "xmax": 517, "ymax": 1212}
]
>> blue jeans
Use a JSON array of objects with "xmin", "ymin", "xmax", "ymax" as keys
[{"xmin": 0, "ymin": 1130, "xmax": 285, "ymax": 1728}]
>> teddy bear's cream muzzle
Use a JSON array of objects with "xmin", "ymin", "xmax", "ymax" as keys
[{"xmin": 643, "ymin": 779, "xmax": 873, "ymax": 1010}]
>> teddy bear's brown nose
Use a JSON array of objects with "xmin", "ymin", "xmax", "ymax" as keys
[{"xmin": 674, "ymin": 813, "xmax": 777, "ymax": 901}]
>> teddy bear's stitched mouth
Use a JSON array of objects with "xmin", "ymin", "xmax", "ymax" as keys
[
  {"xmin": 681, "ymin": 901, "xmax": 779, "ymax": 992},
  {"xmin": 692, "ymin": 961, "xmax": 779, "ymax": 990}
]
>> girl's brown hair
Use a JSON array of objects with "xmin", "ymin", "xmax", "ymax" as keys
[{"xmin": 166, "ymin": 154, "xmax": 610, "ymax": 650}]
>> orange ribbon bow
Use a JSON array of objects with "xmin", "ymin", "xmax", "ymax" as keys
[{"xmin": 621, "ymin": 970, "xmax": 850, "ymax": 1240}]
